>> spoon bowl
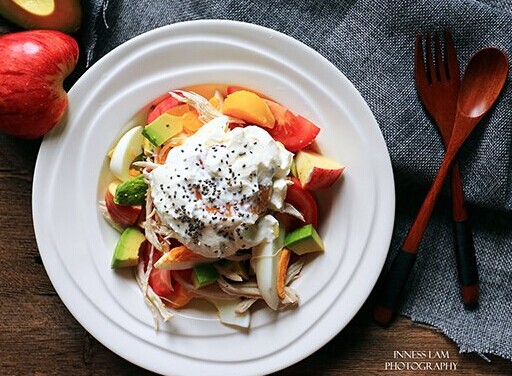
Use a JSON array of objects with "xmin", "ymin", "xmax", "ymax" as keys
[{"xmin": 458, "ymin": 47, "xmax": 509, "ymax": 118}]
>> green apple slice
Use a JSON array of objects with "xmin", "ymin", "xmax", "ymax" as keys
[{"xmin": 110, "ymin": 126, "xmax": 144, "ymax": 181}]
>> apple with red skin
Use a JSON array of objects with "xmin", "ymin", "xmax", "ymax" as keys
[
  {"xmin": 294, "ymin": 150, "xmax": 345, "ymax": 190},
  {"xmin": 0, "ymin": 0, "xmax": 82, "ymax": 33},
  {"xmin": 105, "ymin": 183, "xmax": 143, "ymax": 229},
  {"xmin": 285, "ymin": 177, "xmax": 318, "ymax": 228},
  {"xmin": 0, "ymin": 30, "xmax": 79, "ymax": 139}
]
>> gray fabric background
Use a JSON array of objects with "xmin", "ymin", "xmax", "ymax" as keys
[{"xmin": 82, "ymin": 0, "xmax": 512, "ymax": 361}]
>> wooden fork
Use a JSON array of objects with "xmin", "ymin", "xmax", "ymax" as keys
[
  {"xmin": 414, "ymin": 30, "xmax": 479, "ymax": 308},
  {"xmin": 373, "ymin": 30, "xmax": 479, "ymax": 326}
]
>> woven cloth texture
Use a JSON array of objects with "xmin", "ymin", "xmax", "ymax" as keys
[{"xmin": 82, "ymin": 0, "xmax": 512, "ymax": 360}]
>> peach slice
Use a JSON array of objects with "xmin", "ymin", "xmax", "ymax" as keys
[
  {"xmin": 222, "ymin": 90, "xmax": 275, "ymax": 128},
  {"xmin": 294, "ymin": 150, "xmax": 345, "ymax": 190}
]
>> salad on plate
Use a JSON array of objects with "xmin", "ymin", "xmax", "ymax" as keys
[{"xmin": 99, "ymin": 85, "xmax": 345, "ymax": 329}]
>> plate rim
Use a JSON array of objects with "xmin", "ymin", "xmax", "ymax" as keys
[{"xmin": 32, "ymin": 19, "xmax": 395, "ymax": 376}]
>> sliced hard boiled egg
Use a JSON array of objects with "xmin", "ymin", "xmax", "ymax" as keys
[{"xmin": 110, "ymin": 126, "xmax": 144, "ymax": 181}]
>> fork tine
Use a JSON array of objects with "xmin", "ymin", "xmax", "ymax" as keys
[
  {"xmin": 425, "ymin": 33, "xmax": 437, "ymax": 83},
  {"xmin": 444, "ymin": 28, "xmax": 460, "ymax": 82},
  {"xmin": 414, "ymin": 34, "xmax": 429, "ymax": 88},
  {"xmin": 434, "ymin": 33, "xmax": 446, "ymax": 81}
]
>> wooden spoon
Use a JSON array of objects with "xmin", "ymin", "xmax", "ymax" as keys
[{"xmin": 374, "ymin": 47, "xmax": 509, "ymax": 326}]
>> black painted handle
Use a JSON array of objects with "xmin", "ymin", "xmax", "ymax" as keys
[
  {"xmin": 373, "ymin": 249, "xmax": 417, "ymax": 326},
  {"xmin": 453, "ymin": 219, "xmax": 479, "ymax": 308}
]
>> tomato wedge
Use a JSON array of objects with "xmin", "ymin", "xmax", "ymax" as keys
[
  {"xmin": 141, "ymin": 242, "xmax": 174, "ymax": 295},
  {"xmin": 265, "ymin": 100, "xmax": 320, "ymax": 152},
  {"xmin": 149, "ymin": 266, "xmax": 175, "ymax": 297},
  {"xmin": 285, "ymin": 177, "xmax": 318, "ymax": 228},
  {"xmin": 141, "ymin": 241, "xmax": 194, "ymax": 308},
  {"xmin": 146, "ymin": 94, "xmax": 181, "ymax": 124}
]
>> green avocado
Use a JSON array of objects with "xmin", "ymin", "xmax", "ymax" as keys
[
  {"xmin": 114, "ymin": 174, "xmax": 147, "ymax": 205},
  {"xmin": 111, "ymin": 227, "xmax": 146, "ymax": 269},
  {"xmin": 142, "ymin": 112, "xmax": 183, "ymax": 146},
  {"xmin": 192, "ymin": 263, "xmax": 219, "ymax": 288},
  {"xmin": 284, "ymin": 224, "xmax": 324, "ymax": 255}
]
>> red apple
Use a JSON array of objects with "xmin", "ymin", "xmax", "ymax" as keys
[
  {"xmin": 0, "ymin": 30, "xmax": 79, "ymax": 139},
  {"xmin": 294, "ymin": 150, "xmax": 345, "ymax": 190},
  {"xmin": 0, "ymin": 0, "xmax": 82, "ymax": 33},
  {"xmin": 105, "ymin": 183, "xmax": 143, "ymax": 228},
  {"xmin": 285, "ymin": 177, "xmax": 318, "ymax": 228}
]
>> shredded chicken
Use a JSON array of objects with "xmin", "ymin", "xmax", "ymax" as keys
[
  {"xmin": 169, "ymin": 90, "xmax": 244, "ymax": 124},
  {"xmin": 214, "ymin": 264, "xmax": 244, "ymax": 282},
  {"xmin": 236, "ymin": 298, "xmax": 259, "ymax": 314},
  {"xmin": 278, "ymin": 287, "xmax": 300, "ymax": 309},
  {"xmin": 173, "ymin": 272, "xmax": 237, "ymax": 301},
  {"xmin": 135, "ymin": 253, "xmax": 174, "ymax": 330},
  {"xmin": 217, "ymin": 276, "xmax": 262, "ymax": 299},
  {"xmin": 286, "ymin": 258, "xmax": 305, "ymax": 285},
  {"xmin": 132, "ymin": 161, "xmax": 161, "ymax": 171}
]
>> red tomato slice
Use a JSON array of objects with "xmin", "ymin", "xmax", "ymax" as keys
[
  {"xmin": 140, "ymin": 241, "xmax": 194, "ymax": 307},
  {"xmin": 265, "ymin": 101, "xmax": 320, "ymax": 152},
  {"xmin": 227, "ymin": 86, "xmax": 248, "ymax": 95},
  {"xmin": 285, "ymin": 177, "xmax": 318, "ymax": 228},
  {"xmin": 149, "ymin": 267, "xmax": 175, "ymax": 297},
  {"xmin": 146, "ymin": 94, "xmax": 181, "ymax": 124},
  {"xmin": 141, "ymin": 242, "xmax": 174, "ymax": 296}
]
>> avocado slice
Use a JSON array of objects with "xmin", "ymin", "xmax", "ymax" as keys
[
  {"xmin": 111, "ymin": 227, "xmax": 146, "ymax": 269},
  {"xmin": 284, "ymin": 224, "xmax": 324, "ymax": 255},
  {"xmin": 142, "ymin": 112, "xmax": 183, "ymax": 146},
  {"xmin": 114, "ymin": 174, "xmax": 147, "ymax": 205},
  {"xmin": 143, "ymin": 137, "xmax": 155, "ymax": 156},
  {"xmin": 192, "ymin": 263, "xmax": 219, "ymax": 288}
]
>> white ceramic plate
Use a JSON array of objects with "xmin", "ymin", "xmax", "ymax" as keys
[{"xmin": 33, "ymin": 20, "xmax": 394, "ymax": 376}]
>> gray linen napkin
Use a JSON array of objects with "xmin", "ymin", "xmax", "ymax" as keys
[{"xmin": 82, "ymin": 0, "xmax": 512, "ymax": 361}]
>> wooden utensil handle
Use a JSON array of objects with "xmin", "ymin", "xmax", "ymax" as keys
[
  {"xmin": 453, "ymin": 218, "xmax": 479, "ymax": 307},
  {"xmin": 401, "ymin": 148, "xmax": 456, "ymax": 253},
  {"xmin": 373, "ymin": 249, "xmax": 417, "ymax": 325},
  {"xmin": 373, "ymin": 147, "xmax": 456, "ymax": 326},
  {"xmin": 450, "ymin": 162, "xmax": 468, "ymax": 221},
  {"xmin": 449, "ymin": 161, "xmax": 479, "ymax": 307}
]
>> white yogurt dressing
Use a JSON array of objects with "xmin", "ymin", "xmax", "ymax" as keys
[{"xmin": 149, "ymin": 116, "xmax": 293, "ymax": 257}]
